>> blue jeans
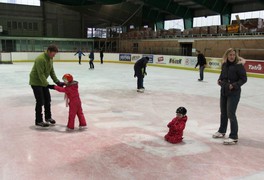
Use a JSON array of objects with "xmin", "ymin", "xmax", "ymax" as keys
[
  {"xmin": 199, "ymin": 65, "xmax": 205, "ymax": 80},
  {"xmin": 218, "ymin": 93, "xmax": 241, "ymax": 139}
]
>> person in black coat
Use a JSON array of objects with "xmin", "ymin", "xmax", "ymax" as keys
[
  {"xmin": 100, "ymin": 49, "xmax": 104, "ymax": 64},
  {"xmin": 212, "ymin": 48, "xmax": 247, "ymax": 145},
  {"xmin": 134, "ymin": 57, "xmax": 149, "ymax": 92},
  {"xmin": 89, "ymin": 50, "xmax": 94, "ymax": 70},
  {"xmin": 195, "ymin": 50, "xmax": 207, "ymax": 81}
]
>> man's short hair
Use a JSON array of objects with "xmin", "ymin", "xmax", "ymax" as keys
[
  {"xmin": 145, "ymin": 57, "xmax": 149, "ymax": 60},
  {"xmin": 47, "ymin": 44, "xmax": 58, "ymax": 52}
]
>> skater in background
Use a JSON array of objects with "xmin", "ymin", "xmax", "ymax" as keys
[
  {"xmin": 134, "ymin": 57, "xmax": 149, "ymax": 92},
  {"xmin": 195, "ymin": 50, "xmax": 207, "ymax": 81},
  {"xmin": 48, "ymin": 74, "xmax": 87, "ymax": 131},
  {"xmin": 165, "ymin": 107, "xmax": 188, "ymax": 144},
  {"xmin": 212, "ymin": 48, "xmax": 247, "ymax": 145},
  {"xmin": 100, "ymin": 49, "xmax": 104, "ymax": 64},
  {"xmin": 74, "ymin": 49, "xmax": 85, "ymax": 65},
  {"xmin": 29, "ymin": 44, "xmax": 64, "ymax": 127},
  {"xmin": 89, "ymin": 50, "xmax": 95, "ymax": 69}
]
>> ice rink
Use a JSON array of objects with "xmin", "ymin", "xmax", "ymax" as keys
[{"xmin": 0, "ymin": 62, "xmax": 264, "ymax": 180}]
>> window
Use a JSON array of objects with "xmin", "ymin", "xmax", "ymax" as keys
[
  {"xmin": 33, "ymin": 22, "xmax": 38, "ymax": 31},
  {"xmin": 28, "ymin": 22, "xmax": 32, "ymax": 30},
  {"xmin": 18, "ymin": 22, "xmax": 22, "ymax": 29},
  {"xmin": 7, "ymin": 21, "xmax": 11, "ymax": 29},
  {"xmin": 12, "ymin": 21, "xmax": 17, "ymax": 30},
  {"xmin": 23, "ymin": 22, "xmax": 27, "ymax": 29},
  {"xmin": 0, "ymin": 0, "xmax": 40, "ymax": 6}
]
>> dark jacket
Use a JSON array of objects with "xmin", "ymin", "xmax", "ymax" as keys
[
  {"xmin": 218, "ymin": 60, "xmax": 247, "ymax": 96},
  {"xmin": 134, "ymin": 57, "xmax": 148, "ymax": 76},
  {"xmin": 100, "ymin": 50, "xmax": 104, "ymax": 57},
  {"xmin": 89, "ymin": 51, "xmax": 94, "ymax": 59},
  {"xmin": 195, "ymin": 53, "xmax": 207, "ymax": 67}
]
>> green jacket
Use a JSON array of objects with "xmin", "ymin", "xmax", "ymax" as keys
[{"xmin": 29, "ymin": 52, "xmax": 59, "ymax": 87}]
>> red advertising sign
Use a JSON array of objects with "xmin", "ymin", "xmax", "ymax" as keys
[{"xmin": 244, "ymin": 60, "xmax": 264, "ymax": 74}]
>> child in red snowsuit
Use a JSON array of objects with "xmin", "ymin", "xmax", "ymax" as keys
[
  {"xmin": 165, "ymin": 107, "xmax": 188, "ymax": 144},
  {"xmin": 48, "ymin": 74, "xmax": 87, "ymax": 130}
]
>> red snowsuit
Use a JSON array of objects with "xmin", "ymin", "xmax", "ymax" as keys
[
  {"xmin": 54, "ymin": 81, "xmax": 87, "ymax": 129},
  {"xmin": 164, "ymin": 116, "xmax": 188, "ymax": 144}
]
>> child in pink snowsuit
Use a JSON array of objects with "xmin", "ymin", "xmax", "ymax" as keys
[
  {"xmin": 165, "ymin": 107, "xmax": 188, "ymax": 144},
  {"xmin": 48, "ymin": 74, "xmax": 87, "ymax": 130}
]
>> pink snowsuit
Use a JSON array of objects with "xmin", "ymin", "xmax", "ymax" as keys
[
  {"xmin": 54, "ymin": 81, "xmax": 87, "ymax": 129},
  {"xmin": 164, "ymin": 116, "xmax": 188, "ymax": 144}
]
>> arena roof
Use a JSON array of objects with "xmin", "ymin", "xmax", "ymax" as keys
[{"xmin": 43, "ymin": 0, "xmax": 264, "ymax": 27}]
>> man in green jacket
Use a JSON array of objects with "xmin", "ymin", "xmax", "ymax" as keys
[{"xmin": 29, "ymin": 45, "xmax": 64, "ymax": 127}]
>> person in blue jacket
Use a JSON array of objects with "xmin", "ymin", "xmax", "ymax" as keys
[
  {"xmin": 74, "ymin": 49, "xmax": 85, "ymax": 65},
  {"xmin": 89, "ymin": 50, "xmax": 95, "ymax": 69}
]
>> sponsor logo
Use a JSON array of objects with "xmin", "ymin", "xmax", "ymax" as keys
[
  {"xmin": 156, "ymin": 56, "xmax": 165, "ymax": 64},
  {"xmin": 208, "ymin": 61, "xmax": 221, "ymax": 69},
  {"xmin": 142, "ymin": 54, "xmax": 153, "ymax": 63},
  {"xmin": 158, "ymin": 57, "xmax": 164, "ymax": 62},
  {"xmin": 248, "ymin": 64, "xmax": 262, "ymax": 71},
  {"xmin": 119, "ymin": 54, "xmax": 131, "ymax": 61},
  {"xmin": 169, "ymin": 58, "xmax": 182, "ymax": 64},
  {"xmin": 209, "ymin": 61, "xmax": 220, "ymax": 66},
  {"xmin": 185, "ymin": 58, "xmax": 197, "ymax": 66},
  {"xmin": 132, "ymin": 55, "xmax": 141, "ymax": 61}
]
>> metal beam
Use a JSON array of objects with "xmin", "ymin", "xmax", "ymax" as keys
[
  {"xmin": 42, "ymin": 0, "xmax": 96, "ymax": 6},
  {"xmin": 143, "ymin": 0, "xmax": 193, "ymax": 19},
  {"xmin": 43, "ymin": 0, "xmax": 126, "ymax": 6},
  {"xmin": 184, "ymin": 18, "xmax": 193, "ymax": 29},
  {"xmin": 256, "ymin": 0, "xmax": 264, "ymax": 5},
  {"xmin": 191, "ymin": 0, "xmax": 232, "ymax": 15},
  {"xmin": 142, "ymin": 5, "xmax": 165, "ymax": 23},
  {"xmin": 221, "ymin": 14, "xmax": 231, "ymax": 25}
]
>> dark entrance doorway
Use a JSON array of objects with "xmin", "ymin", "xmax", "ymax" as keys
[{"xmin": 180, "ymin": 43, "xmax": 192, "ymax": 56}]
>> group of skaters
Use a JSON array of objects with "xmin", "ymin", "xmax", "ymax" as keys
[
  {"xmin": 29, "ymin": 45, "xmax": 247, "ymax": 145},
  {"xmin": 74, "ymin": 48, "xmax": 104, "ymax": 69}
]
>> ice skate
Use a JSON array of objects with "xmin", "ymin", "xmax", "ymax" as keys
[
  {"xmin": 79, "ymin": 126, "xmax": 87, "ymax": 130},
  {"xmin": 223, "ymin": 138, "xmax": 238, "ymax": 145},
  {"xmin": 66, "ymin": 127, "xmax": 74, "ymax": 131},
  {"xmin": 212, "ymin": 132, "xmax": 225, "ymax": 138},
  {"xmin": 35, "ymin": 122, "xmax": 50, "ymax": 128},
  {"xmin": 137, "ymin": 88, "xmax": 144, "ymax": 93},
  {"xmin": 45, "ymin": 118, "xmax": 56, "ymax": 125}
]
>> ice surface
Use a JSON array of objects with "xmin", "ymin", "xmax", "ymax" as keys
[{"xmin": 0, "ymin": 62, "xmax": 264, "ymax": 180}]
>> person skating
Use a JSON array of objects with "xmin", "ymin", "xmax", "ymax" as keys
[
  {"xmin": 165, "ymin": 107, "xmax": 188, "ymax": 144},
  {"xmin": 195, "ymin": 50, "xmax": 207, "ymax": 81},
  {"xmin": 134, "ymin": 57, "xmax": 149, "ymax": 92},
  {"xmin": 89, "ymin": 50, "xmax": 95, "ymax": 69},
  {"xmin": 100, "ymin": 49, "xmax": 104, "ymax": 64},
  {"xmin": 48, "ymin": 74, "xmax": 87, "ymax": 131},
  {"xmin": 74, "ymin": 49, "xmax": 85, "ymax": 65},
  {"xmin": 29, "ymin": 45, "xmax": 64, "ymax": 127},
  {"xmin": 212, "ymin": 48, "xmax": 247, "ymax": 145}
]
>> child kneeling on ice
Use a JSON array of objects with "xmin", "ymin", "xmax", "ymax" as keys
[
  {"xmin": 48, "ymin": 74, "xmax": 87, "ymax": 131},
  {"xmin": 165, "ymin": 107, "xmax": 188, "ymax": 143}
]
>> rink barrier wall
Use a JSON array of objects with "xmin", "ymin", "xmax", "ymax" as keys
[{"xmin": 1, "ymin": 52, "xmax": 264, "ymax": 78}]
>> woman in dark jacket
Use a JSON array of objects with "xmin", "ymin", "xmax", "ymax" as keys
[
  {"xmin": 89, "ymin": 50, "xmax": 94, "ymax": 70},
  {"xmin": 212, "ymin": 48, "xmax": 247, "ymax": 145}
]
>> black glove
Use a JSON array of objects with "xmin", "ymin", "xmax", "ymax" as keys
[
  {"xmin": 47, "ymin": 85, "xmax": 55, "ymax": 89},
  {"xmin": 56, "ymin": 81, "xmax": 65, "ymax": 87}
]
